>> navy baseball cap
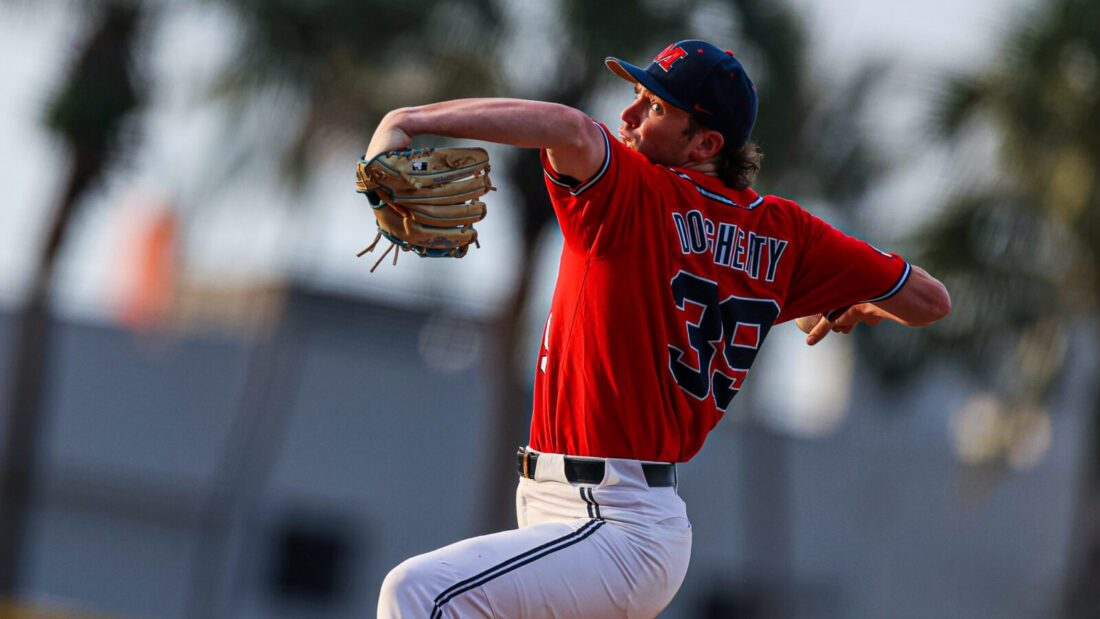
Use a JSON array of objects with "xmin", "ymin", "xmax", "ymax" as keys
[{"xmin": 606, "ymin": 40, "xmax": 758, "ymax": 149}]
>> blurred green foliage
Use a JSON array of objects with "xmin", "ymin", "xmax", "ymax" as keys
[
  {"xmin": 45, "ymin": 3, "xmax": 142, "ymax": 156},
  {"xmin": 883, "ymin": 0, "xmax": 1100, "ymax": 389}
]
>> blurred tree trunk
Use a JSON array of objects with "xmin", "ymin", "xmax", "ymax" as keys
[
  {"xmin": 0, "ymin": 2, "xmax": 142, "ymax": 594},
  {"xmin": 482, "ymin": 79, "xmax": 591, "ymax": 533},
  {"xmin": 481, "ymin": 147, "xmax": 559, "ymax": 533},
  {"xmin": 0, "ymin": 156, "xmax": 94, "ymax": 592},
  {"xmin": 1061, "ymin": 348, "xmax": 1100, "ymax": 617}
]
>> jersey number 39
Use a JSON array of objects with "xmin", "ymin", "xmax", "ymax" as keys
[{"xmin": 668, "ymin": 271, "xmax": 780, "ymax": 411}]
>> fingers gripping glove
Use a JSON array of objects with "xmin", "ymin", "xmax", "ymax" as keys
[{"xmin": 355, "ymin": 147, "xmax": 494, "ymax": 271}]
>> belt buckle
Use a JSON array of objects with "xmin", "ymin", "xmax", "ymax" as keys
[{"xmin": 517, "ymin": 447, "xmax": 532, "ymax": 479}]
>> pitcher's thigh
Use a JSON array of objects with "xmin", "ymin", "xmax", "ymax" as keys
[{"xmin": 379, "ymin": 518, "xmax": 683, "ymax": 619}]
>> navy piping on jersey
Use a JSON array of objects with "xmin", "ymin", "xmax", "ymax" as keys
[
  {"xmin": 824, "ymin": 306, "xmax": 851, "ymax": 322},
  {"xmin": 429, "ymin": 519, "xmax": 606, "ymax": 618},
  {"xmin": 866, "ymin": 262, "xmax": 911, "ymax": 303},
  {"xmin": 542, "ymin": 121, "xmax": 612, "ymax": 196},
  {"xmin": 670, "ymin": 170, "xmax": 763, "ymax": 210},
  {"xmin": 543, "ymin": 166, "xmax": 575, "ymax": 190},
  {"xmin": 580, "ymin": 487, "xmax": 602, "ymax": 520}
]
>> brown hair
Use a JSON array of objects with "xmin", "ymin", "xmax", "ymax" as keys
[{"xmin": 684, "ymin": 115, "xmax": 762, "ymax": 190}]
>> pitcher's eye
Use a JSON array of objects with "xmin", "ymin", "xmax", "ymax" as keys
[{"xmin": 651, "ymin": 102, "xmax": 663, "ymax": 114}]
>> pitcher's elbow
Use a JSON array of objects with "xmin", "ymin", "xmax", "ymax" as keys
[
  {"xmin": 919, "ymin": 287, "xmax": 952, "ymax": 325},
  {"xmin": 934, "ymin": 287, "xmax": 952, "ymax": 320}
]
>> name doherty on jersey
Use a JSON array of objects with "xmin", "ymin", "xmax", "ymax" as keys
[{"xmin": 671, "ymin": 210, "xmax": 788, "ymax": 282}]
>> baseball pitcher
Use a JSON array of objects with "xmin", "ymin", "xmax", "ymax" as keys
[{"xmin": 366, "ymin": 39, "xmax": 951, "ymax": 618}]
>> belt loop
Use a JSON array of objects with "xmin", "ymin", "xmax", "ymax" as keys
[{"xmin": 522, "ymin": 451, "xmax": 530, "ymax": 479}]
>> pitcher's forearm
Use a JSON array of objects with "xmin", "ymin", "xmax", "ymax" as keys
[
  {"xmin": 860, "ymin": 303, "xmax": 920, "ymax": 327},
  {"xmin": 367, "ymin": 98, "xmax": 606, "ymax": 180},
  {"xmin": 378, "ymin": 99, "xmax": 594, "ymax": 151}
]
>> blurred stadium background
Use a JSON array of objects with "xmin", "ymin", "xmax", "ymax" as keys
[{"xmin": 0, "ymin": 0, "xmax": 1098, "ymax": 617}]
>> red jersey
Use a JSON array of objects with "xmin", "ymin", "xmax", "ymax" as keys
[{"xmin": 529, "ymin": 122, "xmax": 910, "ymax": 462}]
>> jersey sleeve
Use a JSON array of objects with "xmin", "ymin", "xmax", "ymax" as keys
[
  {"xmin": 540, "ymin": 121, "xmax": 668, "ymax": 256},
  {"xmin": 777, "ymin": 210, "xmax": 911, "ymax": 323}
]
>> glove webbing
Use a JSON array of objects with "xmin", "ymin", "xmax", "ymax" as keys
[{"xmin": 357, "ymin": 227, "xmax": 481, "ymax": 272}]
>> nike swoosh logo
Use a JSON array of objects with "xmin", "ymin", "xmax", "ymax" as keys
[{"xmin": 693, "ymin": 104, "xmax": 713, "ymax": 115}]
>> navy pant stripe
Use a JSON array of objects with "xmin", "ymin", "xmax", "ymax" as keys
[
  {"xmin": 580, "ymin": 488, "xmax": 594, "ymax": 519},
  {"xmin": 586, "ymin": 488, "xmax": 602, "ymax": 520},
  {"xmin": 432, "ymin": 519, "xmax": 601, "ymax": 605},
  {"xmin": 430, "ymin": 519, "xmax": 606, "ymax": 618},
  {"xmin": 580, "ymin": 487, "xmax": 602, "ymax": 520}
]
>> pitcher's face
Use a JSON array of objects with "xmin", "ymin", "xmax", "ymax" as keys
[{"xmin": 618, "ymin": 86, "xmax": 698, "ymax": 167}]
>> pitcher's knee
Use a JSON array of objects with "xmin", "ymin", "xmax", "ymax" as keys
[{"xmin": 378, "ymin": 557, "xmax": 438, "ymax": 617}]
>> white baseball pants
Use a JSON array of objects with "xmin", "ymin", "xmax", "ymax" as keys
[{"xmin": 377, "ymin": 450, "xmax": 692, "ymax": 618}]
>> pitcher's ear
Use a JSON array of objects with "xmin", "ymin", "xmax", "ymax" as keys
[{"xmin": 690, "ymin": 129, "xmax": 725, "ymax": 162}]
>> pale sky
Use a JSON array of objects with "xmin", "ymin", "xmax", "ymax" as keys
[{"xmin": 0, "ymin": 0, "xmax": 1032, "ymax": 322}]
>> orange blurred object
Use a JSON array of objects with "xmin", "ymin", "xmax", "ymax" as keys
[{"xmin": 115, "ymin": 200, "xmax": 178, "ymax": 329}]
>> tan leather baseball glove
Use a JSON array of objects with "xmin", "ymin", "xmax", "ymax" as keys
[{"xmin": 355, "ymin": 147, "xmax": 494, "ymax": 271}]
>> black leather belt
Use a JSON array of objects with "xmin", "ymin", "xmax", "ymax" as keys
[{"xmin": 516, "ymin": 448, "xmax": 676, "ymax": 487}]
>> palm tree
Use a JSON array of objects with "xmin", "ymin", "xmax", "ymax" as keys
[
  {"xmin": 889, "ymin": 0, "xmax": 1098, "ymax": 614},
  {"xmin": 0, "ymin": 1, "xmax": 147, "ymax": 594}
]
